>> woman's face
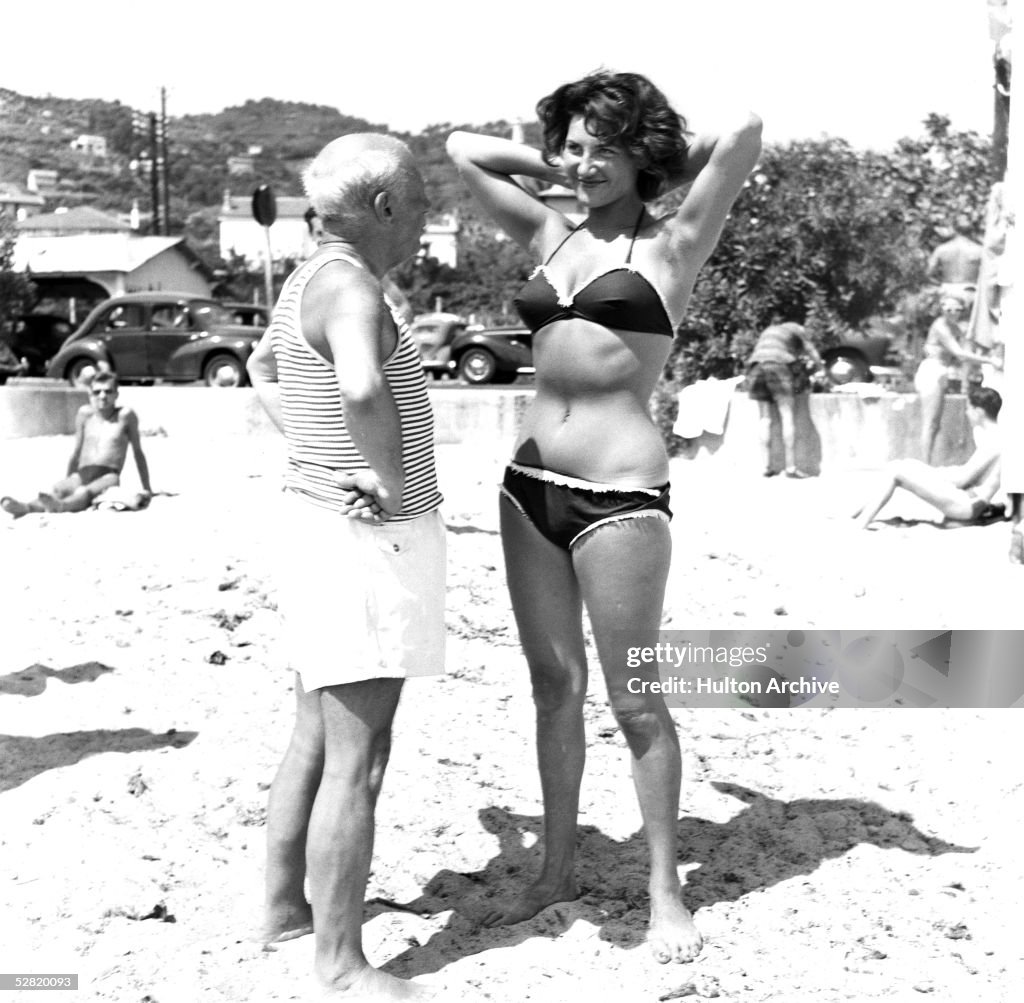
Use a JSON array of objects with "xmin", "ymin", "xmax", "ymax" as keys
[
  {"xmin": 560, "ymin": 115, "xmax": 641, "ymax": 209},
  {"xmin": 940, "ymin": 297, "xmax": 964, "ymax": 319}
]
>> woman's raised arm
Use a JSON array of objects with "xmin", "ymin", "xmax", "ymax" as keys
[
  {"xmin": 446, "ymin": 131, "xmax": 567, "ymax": 250},
  {"xmin": 667, "ymin": 112, "xmax": 762, "ymax": 266}
]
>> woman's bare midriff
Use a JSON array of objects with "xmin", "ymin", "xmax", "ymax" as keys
[{"xmin": 512, "ymin": 320, "xmax": 672, "ymax": 486}]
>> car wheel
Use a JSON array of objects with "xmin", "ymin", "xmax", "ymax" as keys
[
  {"xmin": 203, "ymin": 353, "xmax": 247, "ymax": 388},
  {"xmin": 66, "ymin": 357, "xmax": 100, "ymax": 387},
  {"xmin": 824, "ymin": 351, "xmax": 871, "ymax": 385},
  {"xmin": 458, "ymin": 348, "xmax": 498, "ymax": 384}
]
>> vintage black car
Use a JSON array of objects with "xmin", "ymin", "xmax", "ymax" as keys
[
  {"xmin": 46, "ymin": 293, "xmax": 264, "ymax": 387},
  {"xmin": 410, "ymin": 314, "xmax": 534, "ymax": 385},
  {"xmin": 10, "ymin": 314, "xmax": 74, "ymax": 376}
]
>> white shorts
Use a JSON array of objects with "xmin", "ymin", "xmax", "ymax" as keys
[{"xmin": 276, "ymin": 491, "xmax": 446, "ymax": 690}]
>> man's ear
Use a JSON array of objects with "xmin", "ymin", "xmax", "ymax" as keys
[{"xmin": 372, "ymin": 191, "xmax": 393, "ymax": 223}]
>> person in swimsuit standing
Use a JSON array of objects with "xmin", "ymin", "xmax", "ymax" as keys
[
  {"xmin": 915, "ymin": 294, "xmax": 994, "ymax": 464},
  {"xmin": 447, "ymin": 71, "xmax": 761, "ymax": 964}
]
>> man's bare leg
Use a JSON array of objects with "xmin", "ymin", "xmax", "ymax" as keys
[
  {"xmin": 262, "ymin": 675, "xmax": 322, "ymax": 944},
  {"xmin": 577, "ymin": 518, "xmax": 703, "ymax": 965},
  {"xmin": 756, "ymin": 401, "xmax": 775, "ymax": 475},
  {"xmin": 855, "ymin": 459, "xmax": 974, "ymax": 529},
  {"xmin": 776, "ymin": 396, "xmax": 804, "ymax": 476},
  {"xmin": 2, "ymin": 496, "xmax": 38, "ymax": 518},
  {"xmin": 481, "ymin": 498, "xmax": 586, "ymax": 927},
  {"xmin": 310, "ymin": 677, "xmax": 433, "ymax": 1000}
]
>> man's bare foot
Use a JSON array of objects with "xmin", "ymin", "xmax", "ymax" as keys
[
  {"xmin": 647, "ymin": 888, "xmax": 702, "ymax": 964},
  {"xmin": 1, "ymin": 496, "xmax": 29, "ymax": 519},
  {"xmin": 321, "ymin": 965, "xmax": 436, "ymax": 1001},
  {"xmin": 480, "ymin": 875, "xmax": 579, "ymax": 927},
  {"xmin": 260, "ymin": 901, "xmax": 313, "ymax": 945},
  {"xmin": 36, "ymin": 493, "xmax": 61, "ymax": 513}
]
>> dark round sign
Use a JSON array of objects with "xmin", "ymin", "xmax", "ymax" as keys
[{"xmin": 251, "ymin": 185, "xmax": 277, "ymax": 227}]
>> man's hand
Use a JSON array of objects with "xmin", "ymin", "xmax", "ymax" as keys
[{"xmin": 333, "ymin": 469, "xmax": 402, "ymax": 522}]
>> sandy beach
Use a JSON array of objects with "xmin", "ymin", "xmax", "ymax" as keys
[{"xmin": 2, "ymin": 430, "xmax": 1022, "ymax": 1002}]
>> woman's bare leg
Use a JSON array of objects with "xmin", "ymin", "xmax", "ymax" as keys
[
  {"xmin": 916, "ymin": 371, "xmax": 948, "ymax": 464},
  {"xmin": 574, "ymin": 516, "xmax": 702, "ymax": 964},
  {"xmin": 482, "ymin": 496, "xmax": 588, "ymax": 927}
]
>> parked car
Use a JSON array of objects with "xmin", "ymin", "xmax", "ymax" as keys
[
  {"xmin": 820, "ymin": 317, "xmax": 907, "ymax": 385},
  {"xmin": 11, "ymin": 314, "xmax": 74, "ymax": 376},
  {"xmin": 450, "ymin": 326, "xmax": 534, "ymax": 384},
  {"xmin": 46, "ymin": 292, "xmax": 264, "ymax": 387},
  {"xmin": 223, "ymin": 302, "xmax": 271, "ymax": 328},
  {"xmin": 409, "ymin": 312, "xmax": 468, "ymax": 377}
]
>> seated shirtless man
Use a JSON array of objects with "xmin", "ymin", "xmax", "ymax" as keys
[
  {"xmin": 2, "ymin": 371, "xmax": 152, "ymax": 518},
  {"xmin": 852, "ymin": 386, "xmax": 1003, "ymax": 530}
]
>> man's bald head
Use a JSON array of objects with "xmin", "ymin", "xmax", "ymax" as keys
[{"xmin": 303, "ymin": 133, "xmax": 423, "ymax": 241}]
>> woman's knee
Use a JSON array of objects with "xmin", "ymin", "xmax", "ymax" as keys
[
  {"xmin": 527, "ymin": 658, "xmax": 586, "ymax": 716},
  {"xmin": 608, "ymin": 698, "xmax": 675, "ymax": 754}
]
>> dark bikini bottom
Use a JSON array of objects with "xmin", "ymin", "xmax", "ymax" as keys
[{"xmin": 500, "ymin": 462, "xmax": 671, "ymax": 551}]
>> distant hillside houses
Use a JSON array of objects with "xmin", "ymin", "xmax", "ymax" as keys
[
  {"xmin": 218, "ymin": 190, "xmax": 461, "ymax": 269},
  {"xmin": 70, "ymin": 134, "xmax": 108, "ymax": 158},
  {"xmin": 0, "ymin": 181, "xmax": 45, "ymax": 222},
  {"xmin": 27, "ymin": 169, "xmax": 59, "ymax": 195}
]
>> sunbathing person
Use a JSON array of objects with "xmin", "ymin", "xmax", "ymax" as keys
[
  {"xmin": 852, "ymin": 386, "xmax": 1002, "ymax": 530},
  {"xmin": 2, "ymin": 371, "xmax": 152, "ymax": 517}
]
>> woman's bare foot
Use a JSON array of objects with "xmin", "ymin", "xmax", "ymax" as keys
[
  {"xmin": 480, "ymin": 875, "xmax": 579, "ymax": 927},
  {"xmin": 647, "ymin": 887, "xmax": 702, "ymax": 964},
  {"xmin": 321, "ymin": 965, "xmax": 436, "ymax": 1000},
  {"xmin": 261, "ymin": 901, "xmax": 314, "ymax": 945}
]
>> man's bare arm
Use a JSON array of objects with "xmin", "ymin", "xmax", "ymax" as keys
[
  {"xmin": 124, "ymin": 409, "xmax": 152, "ymax": 494},
  {"xmin": 247, "ymin": 331, "xmax": 284, "ymax": 433},
  {"xmin": 318, "ymin": 268, "xmax": 405, "ymax": 516},
  {"xmin": 952, "ymin": 444, "xmax": 999, "ymax": 491},
  {"xmin": 66, "ymin": 407, "xmax": 87, "ymax": 476}
]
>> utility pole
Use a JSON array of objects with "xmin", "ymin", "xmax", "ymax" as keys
[
  {"xmin": 160, "ymin": 87, "xmax": 171, "ymax": 235},
  {"xmin": 148, "ymin": 112, "xmax": 161, "ymax": 235}
]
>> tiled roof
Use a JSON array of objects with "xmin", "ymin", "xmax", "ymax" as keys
[{"xmin": 17, "ymin": 206, "xmax": 130, "ymax": 233}]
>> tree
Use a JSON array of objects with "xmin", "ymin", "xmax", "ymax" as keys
[
  {"xmin": 660, "ymin": 117, "xmax": 996, "ymax": 388},
  {"xmin": 0, "ymin": 215, "xmax": 35, "ymax": 338}
]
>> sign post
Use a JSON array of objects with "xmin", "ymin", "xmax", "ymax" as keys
[{"xmin": 251, "ymin": 185, "xmax": 277, "ymax": 308}]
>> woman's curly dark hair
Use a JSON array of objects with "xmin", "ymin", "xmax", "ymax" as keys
[{"xmin": 537, "ymin": 70, "xmax": 690, "ymax": 201}]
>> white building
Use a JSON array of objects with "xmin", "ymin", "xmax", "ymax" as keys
[
  {"xmin": 218, "ymin": 191, "xmax": 461, "ymax": 269},
  {"xmin": 70, "ymin": 134, "xmax": 108, "ymax": 158}
]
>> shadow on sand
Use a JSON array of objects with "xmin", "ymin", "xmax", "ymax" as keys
[
  {"xmin": 0, "ymin": 727, "xmax": 198, "ymax": 793},
  {"xmin": 377, "ymin": 780, "xmax": 976, "ymax": 979},
  {"xmin": 0, "ymin": 661, "xmax": 116, "ymax": 697}
]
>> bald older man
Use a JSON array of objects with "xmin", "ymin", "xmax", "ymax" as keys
[{"xmin": 248, "ymin": 134, "xmax": 443, "ymax": 1001}]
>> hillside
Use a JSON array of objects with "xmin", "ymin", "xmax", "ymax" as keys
[{"xmin": 0, "ymin": 87, "xmax": 525, "ymax": 231}]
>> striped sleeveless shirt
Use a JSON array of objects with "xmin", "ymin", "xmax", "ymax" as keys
[{"xmin": 267, "ymin": 249, "xmax": 442, "ymax": 522}]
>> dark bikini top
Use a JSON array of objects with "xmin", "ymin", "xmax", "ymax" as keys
[{"xmin": 513, "ymin": 209, "xmax": 674, "ymax": 337}]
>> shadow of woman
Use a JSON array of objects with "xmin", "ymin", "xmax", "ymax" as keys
[{"xmin": 375, "ymin": 780, "xmax": 975, "ymax": 980}]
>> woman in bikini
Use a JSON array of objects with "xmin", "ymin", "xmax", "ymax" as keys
[
  {"xmin": 915, "ymin": 294, "xmax": 993, "ymax": 463},
  {"xmin": 447, "ymin": 71, "xmax": 760, "ymax": 964}
]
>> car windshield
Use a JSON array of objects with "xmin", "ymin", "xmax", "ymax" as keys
[{"xmin": 189, "ymin": 301, "xmax": 236, "ymax": 327}]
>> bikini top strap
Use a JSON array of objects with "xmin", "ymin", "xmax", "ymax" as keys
[
  {"xmin": 543, "ymin": 220, "xmax": 586, "ymax": 265},
  {"xmin": 624, "ymin": 207, "xmax": 646, "ymax": 265}
]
